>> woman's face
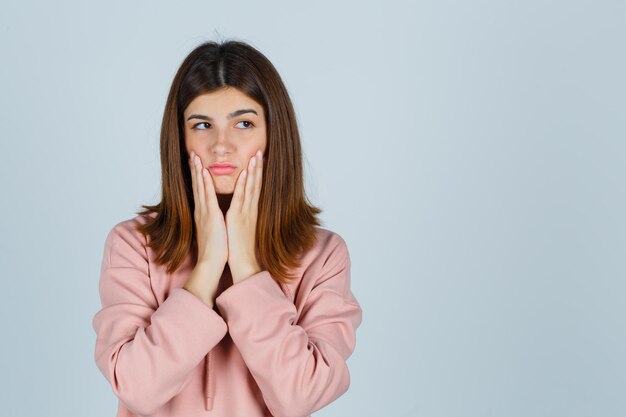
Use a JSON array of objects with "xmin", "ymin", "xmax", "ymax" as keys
[{"xmin": 183, "ymin": 87, "xmax": 267, "ymax": 194}]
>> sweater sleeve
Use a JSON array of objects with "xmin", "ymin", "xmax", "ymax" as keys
[
  {"xmin": 214, "ymin": 235, "xmax": 363, "ymax": 417},
  {"xmin": 91, "ymin": 222, "xmax": 228, "ymax": 416}
]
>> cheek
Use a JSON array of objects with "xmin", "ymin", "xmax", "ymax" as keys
[
  {"xmin": 247, "ymin": 146, "xmax": 262, "ymax": 162},
  {"xmin": 252, "ymin": 134, "xmax": 267, "ymax": 155},
  {"xmin": 183, "ymin": 136, "xmax": 193, "ymax": 155}
]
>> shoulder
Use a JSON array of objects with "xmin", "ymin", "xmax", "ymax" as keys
[
  {"xmin": 313, "ymin": 226, "xmax": 346, "ymax": 245},
  {"xmin": 287, "ymin": 227, "xmax": 354, "ymax": 305},
  {"xmin": 298, "ymin": 226, "xmax": 351, "ymax": 278},
  {"xmin": 312, "ymin": 226, "xmax": 350, "ymax": 260},
  {"xmin": 102, "ymin": 213, "xmax": 154, "ymax": 269},
  {"xmin": 106, "ymin": 213, "xmax": 152, "ymax": 243}
]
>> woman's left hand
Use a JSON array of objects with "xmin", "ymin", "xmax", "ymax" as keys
[{"xmin": 225, "ymin": 149, "xmax": 264, "ymax": 284}]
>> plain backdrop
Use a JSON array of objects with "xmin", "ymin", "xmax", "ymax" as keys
[{"xmin": 1, "ymin": 0, "xmax": 625, "ymax": 416}]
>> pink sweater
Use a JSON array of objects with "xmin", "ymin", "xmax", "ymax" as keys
[{"xmin": 91, "ymin": 212, "xmax": 362, "ymax": 417}]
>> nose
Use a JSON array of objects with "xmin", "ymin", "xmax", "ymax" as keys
[{"xmin": 210, "ymin": 128, "xmax": 234, "ymax": 155}]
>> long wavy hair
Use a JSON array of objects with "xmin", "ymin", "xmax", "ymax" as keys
[{"xmin": 135, "ymin": 39, "xmax": 323, "ymax": 284}]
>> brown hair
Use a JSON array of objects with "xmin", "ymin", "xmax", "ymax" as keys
[{"xmin": 135, "ymin": 39, "xmax": 323, "ymax": 284}]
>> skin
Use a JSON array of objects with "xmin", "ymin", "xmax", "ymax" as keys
[{"xmin": 183, "ymin": 87, "xmax": 267, "ymax": 285}]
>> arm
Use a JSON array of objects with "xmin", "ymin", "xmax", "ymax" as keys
[
  {"xmin": 91, "ymin": 222, "xmax": 228, "ymax": 416},
  {"xmin": 215, "ymin": 235, "xmax": 363, "ymax": 417}
]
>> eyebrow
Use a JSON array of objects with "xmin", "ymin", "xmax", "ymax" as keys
[{"xmin": 186, "ymin": 109, "xmax": 258, "ymax": 122}]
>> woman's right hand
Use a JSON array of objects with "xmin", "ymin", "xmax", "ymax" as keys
[{"xmin": 189, "ymin": 151, "xmax": 228, "ymax": 269}]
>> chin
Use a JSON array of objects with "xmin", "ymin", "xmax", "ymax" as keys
[{"xmin": 214, "ymin": 182, "xmax": 235, "ymax": 195}]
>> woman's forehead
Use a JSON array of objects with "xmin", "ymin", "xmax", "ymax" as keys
[{"xmin": 185, "ymin": 89, "xmax": 263, "ymax": 116}]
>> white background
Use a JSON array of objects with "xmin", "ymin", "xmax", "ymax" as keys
[{"xmin": 1, "ymin": 0, "xmax": 625, "ymax": 416}]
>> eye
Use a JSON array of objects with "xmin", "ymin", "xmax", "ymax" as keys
[
  {"xmin": 236, "ymin": 120, "xmax": 255, "ymax": 129},
  {"xmin": 193, "ymin": 122, "xmax": 210, "ymax": 130}
]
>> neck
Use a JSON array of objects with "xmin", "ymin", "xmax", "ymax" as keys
[{"xmin": 216, "ymin": 193, "xmax": 233, "ymax": 216}]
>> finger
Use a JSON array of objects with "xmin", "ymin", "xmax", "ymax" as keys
[
  {"xmin": 193, "ymin": 154, "xmax": 207, "ymax": 216},
  {"xmin": 243, "ymin": 153, "xmax": 257, "ymax": 213},
  {"xmin": 201, "ymin": 165, "xmax": 220, "ymax": 214},
  {"xmin": 232, "ymin": 167, "xmax": 247, "ymax": 214},
  {"xmin": 189, "ymin": 153, "xmax": 200, "ymax": 212},
  {"xmin": 251, "ymin": 149, "xmax": 263, "ymax": 214}
]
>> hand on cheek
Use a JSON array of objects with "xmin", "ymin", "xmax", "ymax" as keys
[
  {"xmin": 187, "ymin": 150, "xmax": 228, "ymax": 270},
  {"xmin": 225, "ymin": 149, "xmax": 263, "ymax": 284}
]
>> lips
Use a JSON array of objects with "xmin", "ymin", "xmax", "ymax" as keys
[
  {"xmin": 209, "ymin": 163, "xmax": 237, "ymax": 175},
  {"xmin": 209, "ymin": 162, "xmax": 236, "ymax": 168}
]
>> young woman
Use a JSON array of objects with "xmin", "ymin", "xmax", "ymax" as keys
[{"xmin": 92, "ymin": 39, "xmax": 363, "ymax": 417}]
